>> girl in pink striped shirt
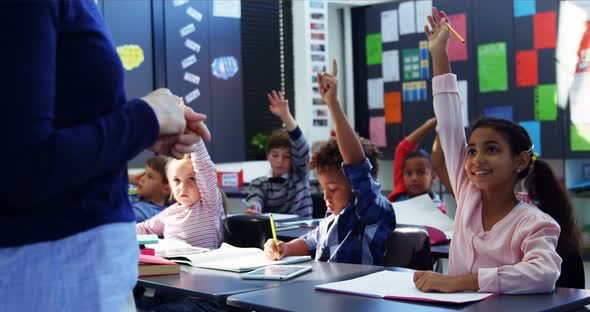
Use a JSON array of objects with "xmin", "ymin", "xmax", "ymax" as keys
[
  {"xmin": 136, "ymin": 139, "xmax": 224, "ymax": 249},
  {"xmin": 413, "ymin": 7, "xmax": 582, "ymax": 294}
]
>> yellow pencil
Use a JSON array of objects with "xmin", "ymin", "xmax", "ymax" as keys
[
  {"xmin": 444, "ymin": 21, "xmax": 465, "ymax": 44},
  {"xmin": 269, "ymin": 213, "xmax": 281, "ymax": 259}
]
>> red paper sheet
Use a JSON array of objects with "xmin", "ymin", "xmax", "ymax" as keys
[
  {"xmin": 534, "ymin": 11, "xmax": 556, "ymax": 49},
  {"xmin": 448, "ymin": 13, "xmax": 468, "ymax": 61},
  {"xmin": 516, "ymin": 50, "xmax": 538, "ymax": 87}
]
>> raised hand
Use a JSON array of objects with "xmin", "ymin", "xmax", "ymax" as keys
[
  {"xmin": 424, "ymin": 7, "xmax": 450, "ymax": 57},
  {"xmin": 317, "ymin": 59, "xmax": 338, "ymax": 106},
  {"xmin": 424, "ymin": 7, "xmax": 452, "ymax": 76},
  {"xmin": 267, "ymin": 90, "xmax": 290, "ymax": 120},
  {"xmin": 267, "ymin": 90, "xmax": 297, "ymax": 130}
]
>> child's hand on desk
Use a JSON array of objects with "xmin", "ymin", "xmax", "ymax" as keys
[
  {"xmin": 264, "ymin": 238, "xmax": 288, "ymax": 260},
  {"xmin": 413, "ymin": 271, "xmax": 478, "ymax": 293}
]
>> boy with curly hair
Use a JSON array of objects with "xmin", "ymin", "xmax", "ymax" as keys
[{"xmin": 263, "ymin": 60, "xmax": 396, "ymax": 264}]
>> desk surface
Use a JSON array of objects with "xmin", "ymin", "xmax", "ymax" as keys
[
  {"xmin": 227, "ymin": 269, "xmax": 590, "ymax": 312},
  {"xmin": 137, "ymin": 261, "xmax": 383, "ymax": 302}
]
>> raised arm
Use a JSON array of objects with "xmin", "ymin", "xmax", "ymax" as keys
[
  {"xmin": 267, "ymin": 90, "xmax": 310, "ymax": 176},
  {"xmin": 318, "ymin": 60, "xmax": 364, "ymax": 166},
  {"xmin": 432, "ymin": 134, "xmax": 453, "ymax": 196},
  {"xmin": 426, "ymin": 8, "xmax": 467, "ymax": 195},
  {"xmin": 191, "ymin": 139, "xmax": 223, "ymax": 215},
  {"xmin": 407, "ymin": 117, "xmax": 437, "ymax": 145}
]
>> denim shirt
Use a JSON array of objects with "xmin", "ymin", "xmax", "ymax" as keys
[{"xmin": 302, "ymin": 158, "xmax": 396, "ymax": 265}]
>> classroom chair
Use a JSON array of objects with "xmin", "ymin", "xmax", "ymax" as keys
[
  {"xmin": 382, "ymin": 224, "xmax": 432, "ymax": 270},
  {"xmin": 556, "ymin": 244, "xmax": 585, "ymax": 289},
  {"xmin": 222, "ymin": 215, "xmax": 272, "ymax": 249}
]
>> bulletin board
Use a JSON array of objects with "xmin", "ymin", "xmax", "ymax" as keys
[
  {"xmin": 353, "ymin": 0, "xmax": 589, "ymax": 159},
  {"xmin": 98, "ymin": 0, "xmax": 246, "ymax": 166}
]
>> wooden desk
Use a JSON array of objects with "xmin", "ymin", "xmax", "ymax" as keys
[
  {"xmin": 227, "ymin": 268, "xmax": 590, "ymax": 312},
  {"xmin": 137, "ymin": 261, "xmax": 384, "ymax": 303}
]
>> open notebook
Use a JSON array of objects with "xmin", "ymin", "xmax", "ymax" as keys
[
  {"xmin": 166, "ymin": 243, "xmax": 311, "ymax": 272},
  {"xmin": 145, "ymin": 238, "xmax": 210, "ymax": 258},
  {"xmin": 391, "ymin": 194, "xmax": 454, "ymax": 245},
  {"xmin": 316, "ymin": 271, "xmax": 495, "ymax": 304}
]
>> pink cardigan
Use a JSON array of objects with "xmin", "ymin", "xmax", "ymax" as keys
[{"xmin": 433, "ymin": 73, "xmax": 562, "ymax": 294}]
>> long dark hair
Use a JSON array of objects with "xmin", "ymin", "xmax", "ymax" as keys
[{"xmin": 470, "ymin": 118, "xmax": 582, "ymax": 255}]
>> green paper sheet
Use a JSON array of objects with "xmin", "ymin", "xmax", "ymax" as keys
[
  {"xmin": 366, "ymin": 34, "xmax": 382, "ymax": 65},
  {"xmin": 402, "ymin": 49, "xmax": 420, "ymax": 81},
  {"xmin": 478, "ymin": 42, "xmax": 508, "ymax": 92},
  {"xmin": 535, "ymin": 84, "xmax": 557, "ymax": 120},
  {"xmin": 571, "ymin": 124, "xmax": 590, "ymax": 151}
]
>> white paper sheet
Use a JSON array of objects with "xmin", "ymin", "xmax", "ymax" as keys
[
  {"xmin": 179, "ymin": 23, "xmax": 196, "ymax": 37},
  {"xmin": 391, "ymin": 194, "xmax": 454, "ymax": 235},
  {"xmin": 569, "ymin": 72, "xmax": 590, "ymax": 124},
  {"xmin": 382, "ymin": 50, "xmax": 400, "ymax": 82},
  {"xmin": 398, "ymin": 1, "xmax": 416, "ymax": 35},
  {"xmin": 367, "ymin": 78, "xmax": 384, "ymax": 109},
  {"xmin": 316, "ymin": 271, "xmax": 495, "ymax": 304},
  {"xmin": 381, "ymin": 10, "xmax": 399, "ymax": 43},
  {"xmin": 415, "ymin": 0, "xmax": 433, "ymax": 33}
]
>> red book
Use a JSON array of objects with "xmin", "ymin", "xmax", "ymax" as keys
[{"xmin": 138, "ymin": 254, "xmax": 180, "ymax": 277}]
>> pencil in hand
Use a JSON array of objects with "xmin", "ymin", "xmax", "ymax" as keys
[{"xmin": 444, "ymin": 20, "xmax": 464, "ymax": 44}]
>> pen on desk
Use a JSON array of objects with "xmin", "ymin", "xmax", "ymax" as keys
[{"xmin": 269, "ymin": 213, "xmax": 281, "ymax": 259}]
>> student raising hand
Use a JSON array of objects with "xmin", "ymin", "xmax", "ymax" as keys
[{"xmin": 317, "ymin": 59, "xmax": 338, "ymax": 106}]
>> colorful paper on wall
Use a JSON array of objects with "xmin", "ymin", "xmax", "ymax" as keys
[
  {"xmin": 535, "ymin": 84, "xmax": 557, "ymax": 121},
  {"xmin": 419, "ymin": 41, "xmax": 429, "ymax": 79},
  {"xmin": 402, "ymin": 81, "xmax": 427, "ymax": 102},
  {"xmin": 534, "ymin": 11, "xmax": 556, "ymax": 49},
  {"xmin": 369, "ymin": 116, "xmax": 387, "ymax": 147},
  {"xmin": 458, "ymin": 80, "xmax": 469, "ymax": 127},
  {"xmin": 516, "ymin": 50, "xmax": 538, "ymax": 87},
  {"xmin": 519, "ymin": 121, "xmax": 542, "ymax": 156},
  {"xmin": 366, "ymin": 33, "xmax": 382, "ymax": 65},
  {"xmin": 403, "ymin": 49, "xmax": 420, "ymax": 80},
  {"xmin": 571, "ymin": 124, "xmax": 590, "ymax": 151},
  {"xmin": 447, "ymin": 14, "xmax": 468, "ymax": 61},
  {"xmin": 382, "ymin": 50, "xmax": 400, "ymax": 82},
  {"xmin": 398, "ymin": 1, "xmax": 416, "ymax": 35},
  {"xmin": 570, "ymin": 72, "xmax": 590, "ymax": 124},
  {"xmin": 484, "ymin": 106, "xmax": 513, "ymax": 120},
  {"xmin": 384, "ymin": 92, "xmax": 402, "ymax": 124},
  {"xmin": 514, "ymin": 0, "xmax": 536, "ymax": 17},
  {"xmin": 478, "ymin": 42, "xmax": 508, "ymax": 92},
  {"xmin": 381, "ymin": 10, "xmax": 399, "ymax": 43},
  {"xmin": 415, "ymin": 0, "xmax": 432, "ymax": 34},
  {"xmin": 367, "ymin": 78, "xmax": 384, "ymax": 109}
]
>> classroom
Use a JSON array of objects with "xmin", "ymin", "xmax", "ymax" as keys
[{"xmin": 4, "ymin": 0, "xmax": 590, "ymax": 311}]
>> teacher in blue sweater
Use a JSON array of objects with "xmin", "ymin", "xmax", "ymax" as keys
[{"xmin": 0, "ymin": 1, "xmax": 210, "ymax": 311}]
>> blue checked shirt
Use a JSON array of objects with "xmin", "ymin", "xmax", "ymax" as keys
[{"xmin": 302, "ymin": 158, "xmax": 396, "ymax": 265}]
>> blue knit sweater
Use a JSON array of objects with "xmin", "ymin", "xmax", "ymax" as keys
[{"xmin": 0, "ymin": 1, "xmax": 159, "ymax": 246}]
